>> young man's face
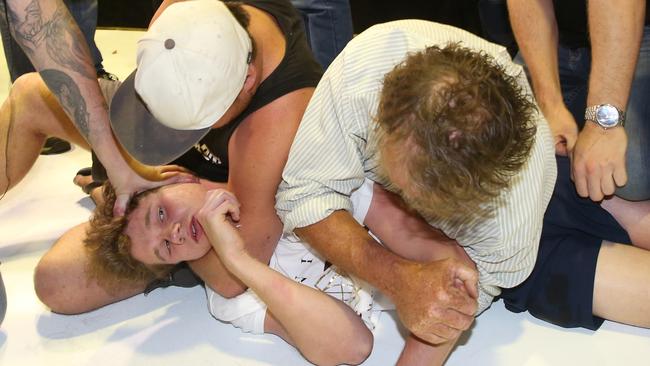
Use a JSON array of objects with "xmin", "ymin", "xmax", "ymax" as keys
[{"xmin": 125, "ymin": 183, "xmax": 212, "ymax": 265}]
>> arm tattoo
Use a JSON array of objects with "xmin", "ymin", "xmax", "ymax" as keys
[
  {"xmin": 7, "ymin": 0, "xmax": 95, "ymax": 80},
  {"xmin": 40, "ymin": 69, "xmax": 90, "ymax": 139}
]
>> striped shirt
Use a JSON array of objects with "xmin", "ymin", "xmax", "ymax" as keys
[{"xmin": 276, "ymin": 20, "xmax": 557, "ymax": 314}]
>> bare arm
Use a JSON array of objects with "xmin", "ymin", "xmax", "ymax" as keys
[
  {"xmin": 587, "ymin": 0, "xmax": 643, "ymax": 110},
  {"xmin": 363, "ymin": 183, "xmax": 475, "ymax": 364},
  {"xmin": 6, "ymin": 0, "xmax": 194, "ymax": 214},
  {"xmin": 6, "ymin": 0, "xmax": 112, "ymax": 157},
  {"xmin": 189, "ymin": 88, "xmax": 314, "ymax": 297},
  {"xmin": 571, "ymin": 0, "xmax": 644, "ymax": 201},
  {"xmin": 507, "ymin": 0, "xmax": 578, "ymax": 156},
  {"xmin": 365, "ymin": 183, "xmax": 475, "ymax": 267},
  {"xmin": 296, "ymin": 210, "xmax": 478, "ymax": 346},
  {"xmin": 198, "ymin": 190, "xmax": 372, "ymax": 366}
]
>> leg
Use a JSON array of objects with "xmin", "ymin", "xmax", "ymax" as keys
[
  {"xmin": 477, "ymin": 0, "xmax": 518, "ymax": 56},
  {"xmin": 34, "ymin": 222, "xmax": 147, "ymax": 314},
  {"xmin": 593, "ymin": 242, "xmax": 650, "ymax": 327},
  {"xmin": 0, "ymin": 72, "xmax": 89, "ymax": 195},
  {"xmin": 290, "ymin": 0, "xmax": 353, "ymax": 69},
  {"xmin": 613, "ymin": 25, "xmax": 650, "ymax": 201},
  {"xmin": 0, "ymin": 268, "xmax": 5, "ymax": 325},
  {"xmin": 264, "ymin": 309, "xmax": 372, "ymax": 366},
  {"xmin": 601, "ymin": 196, "xmax": 650, "ymax": 249},
  {"xmin": 0, "ymin": 0, "xmax": 36, "ymax": 82},
  {"xmin": 63, "ymin": 0, "xmax": 103, "ymax": 72},
  {"xmin": 397, "ymin": 334, "xmax": 457, "ymax": 366}
]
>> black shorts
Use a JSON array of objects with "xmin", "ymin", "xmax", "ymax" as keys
[{"xmin": 499, "ymin": 156, "xmax": 631, "ymax": 330}]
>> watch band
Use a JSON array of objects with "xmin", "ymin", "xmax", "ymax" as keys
[{"xmin": 584, "ymin": 104, "xmax": 626, "ymax": 128}]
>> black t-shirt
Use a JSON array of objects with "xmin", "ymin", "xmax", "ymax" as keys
[
  {"xmin": 554, "ymin": 0, "xmax": 649, "ymax": 49},
  {"xmin": 172, "ymin": 0, "xmax": 323, "ymax": 182}
]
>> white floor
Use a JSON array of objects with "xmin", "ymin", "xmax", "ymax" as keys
[{"xmin": 0, "ymin": 28, "xmax": 649, "ymax": 366}]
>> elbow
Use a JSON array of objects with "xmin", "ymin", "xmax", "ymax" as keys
[
  {"xmin": 34, "ymin": 258, "xmax": 86, "ymax": 315},
  {"xmin": 303, "ymin": 328, "xmax": 373, "ymax": 366},
  {"xmin": 342, "ymin": 329, "xmax": 373, "ymax": 365},
  {"xmin": 211, "ymin": 281, "xmax": 249, "ymax": 299}
]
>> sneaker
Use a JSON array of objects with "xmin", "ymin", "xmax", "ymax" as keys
[
  {"xmin": 40, "ymin": 137, "xmax": 71, "ymax": 155},
  {"xmin": 97, "ymin": 69, "xmax": 119, "ymax": 81}
]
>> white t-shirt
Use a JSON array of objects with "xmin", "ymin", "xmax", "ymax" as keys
[{"xmin": 205, "ymin": 179, "xmax": 392, "ymax": 334}]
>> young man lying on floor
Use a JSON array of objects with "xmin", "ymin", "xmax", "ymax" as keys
[{"xmin": 84, "ymin": 178, "xmax": 469, "ymax": 365}]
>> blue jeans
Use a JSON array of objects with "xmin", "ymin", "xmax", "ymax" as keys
[
  {"xmin": 477, "ymin": 0, "xmax": 517, "ymax": 57},
  {"xmin": 0, "ymin": 0, "xmax": 103, "ymax": 82},
  {"xmin": 0, "ymin": 268, "xmax": 5, "ymax": 326},
  {"xmin": 290, "ymin": 0, "xmax": 353, "ymax": 69},
  {"xmin": 555, "ymin": 27, "xmax": 650, "ymax": 201}
]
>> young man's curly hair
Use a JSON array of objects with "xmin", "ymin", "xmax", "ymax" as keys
[
  {"xmin": 376, "ymin": 43, "xmax": 537, "ymax": 219},
  {"xmin": 84, "ymin": 183, "xmax": 173, "ymax": 294}
]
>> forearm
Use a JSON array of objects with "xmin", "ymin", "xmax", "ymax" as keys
[
  {"xmin": 365, "ymin": 184, "xmax": 474, "ymax": 267},
  {"xmin": 587, "ymin": 0, "xmax": 644, "ymax": 107},
  {"xmin": 296, "ymin": 210, "xmax": 411, "ymax": 301},
  {"xmin": 7, "ymin": 0, "xmax": 130, "ymax": 175},
  {"xmin": 397, "ymin": 334, "xmax": 457, "ymax": 366},
  {"xmin": 507, "ymin": 0, "xmax": 563, "ymax": 110},
  {"xmin": 223, "ymin": 245, "xmax": 372, "ymax": 365},
  {"xmin": 192, "ymin": 203, "xmax": 282, "ymax": 296}
]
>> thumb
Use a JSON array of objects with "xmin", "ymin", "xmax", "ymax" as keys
[
  {"xmin": 564, "ymin": 132, "xmax": 577, "ymax": 155},
  {"xmin": 113, "ymin": 193, "xmax": 131, "ymax": 217},
  {"xmin": 453, "ymin": 263, "xmax": 479, "ymax": 300},
  {"xmin": 613, "ymin": 164, "xmax": 628, "ymax": 187}
]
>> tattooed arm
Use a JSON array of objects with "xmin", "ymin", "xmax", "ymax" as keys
[{"xmin": 5, "ymin": 0, "xmax": 194, "ymax": 214}]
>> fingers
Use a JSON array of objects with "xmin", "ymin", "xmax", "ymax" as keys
[
  {"xmin": 404, "ymin": 303, "xmax": 474, "ymax": 345},
  {"xmin": 442, "ymin": 300, "xmax": 476, "ymax": 331},
  {"xmin": 598, "ymin": 165, "xmax": 616, "ymax": 198},
  {"xmin": 574, "ymin": 161, "xmax": 626, "ymax": 201},
  {"xmin": 452, "ymin": 262, "xmax": 479, "ymax": 300},
  {"xmin": 554, "ymin": 140, "xmax": 569, "ymax": 156},
  {"xmin": 613, "ymin": 157, "xmax": 628, "ymax": 187},
  {"xmin": 112, "ymin": 193, "xmax": 130, "ymax": 217},
  {"xmin": 200, "ymin": 189, "xmax": 241, "ymax": 222},
  {"xmin": 563, "ymin": 131, "xmax": 577, "ymax": 156},
  {"xmin": 446, "ymin": 286, "xmax": 478, "ymax": 321},
  {"xmin": 600, "ymin": 161, "xmax": 627, "ymax": 198},
  {"xmin": 416, "ymin": 318, "xmax": 466, "ymax": 345},
  {"xmin": 571, "ymin": 125, "xmax": 627, "ymax": 201},
  {"xmin": 575, "ymin": 165, "xmax": 606, "ymax": 201},
  {"xmin": 571, "ymin": 162, "xmax": 589, "ymax": 198},
  {"xmin": 585, "ymin": 164, "xmax": 605, "ymax": 201}
]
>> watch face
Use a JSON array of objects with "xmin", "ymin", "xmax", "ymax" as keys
[{"xmin": 596, "ymin": 104, "xmax": 620, "ymax": 128}]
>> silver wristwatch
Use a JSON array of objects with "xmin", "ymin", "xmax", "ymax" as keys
[{"xmin": 584, "ymin": 104, "xmax": 626, "ymax": 129}]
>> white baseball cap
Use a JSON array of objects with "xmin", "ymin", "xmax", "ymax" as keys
[{"xmin": 110, "ymin": 0, "xmax": 253, "ymax": 165}]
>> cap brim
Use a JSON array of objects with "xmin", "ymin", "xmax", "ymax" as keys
[{"xmin": 109, "ymin": 70, "xmax": 211, "ymax": 166}]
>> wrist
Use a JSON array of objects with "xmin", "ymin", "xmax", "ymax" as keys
[
  {"xmin": 584, "ymin": 104, "xmax": 626, "ymax": 129},
  {"xmin": 212, "ymin": 241, "xmax": 248, "ymax": 271},
  {"xmin": 533, "ymin": 83, "xmax": 565, "ymax": 111},
  {"xmin": 386, "ymin": 259, "xmax": 420, "ymax": 299}
]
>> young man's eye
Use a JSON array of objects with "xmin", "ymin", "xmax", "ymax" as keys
[
  {"xmin": 158, "ymin": 207, "xmax": 165, "ymax": 222},
  {"xmin": 164, "ymin": 240, "xmax": 171, "ymax": 255}
]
